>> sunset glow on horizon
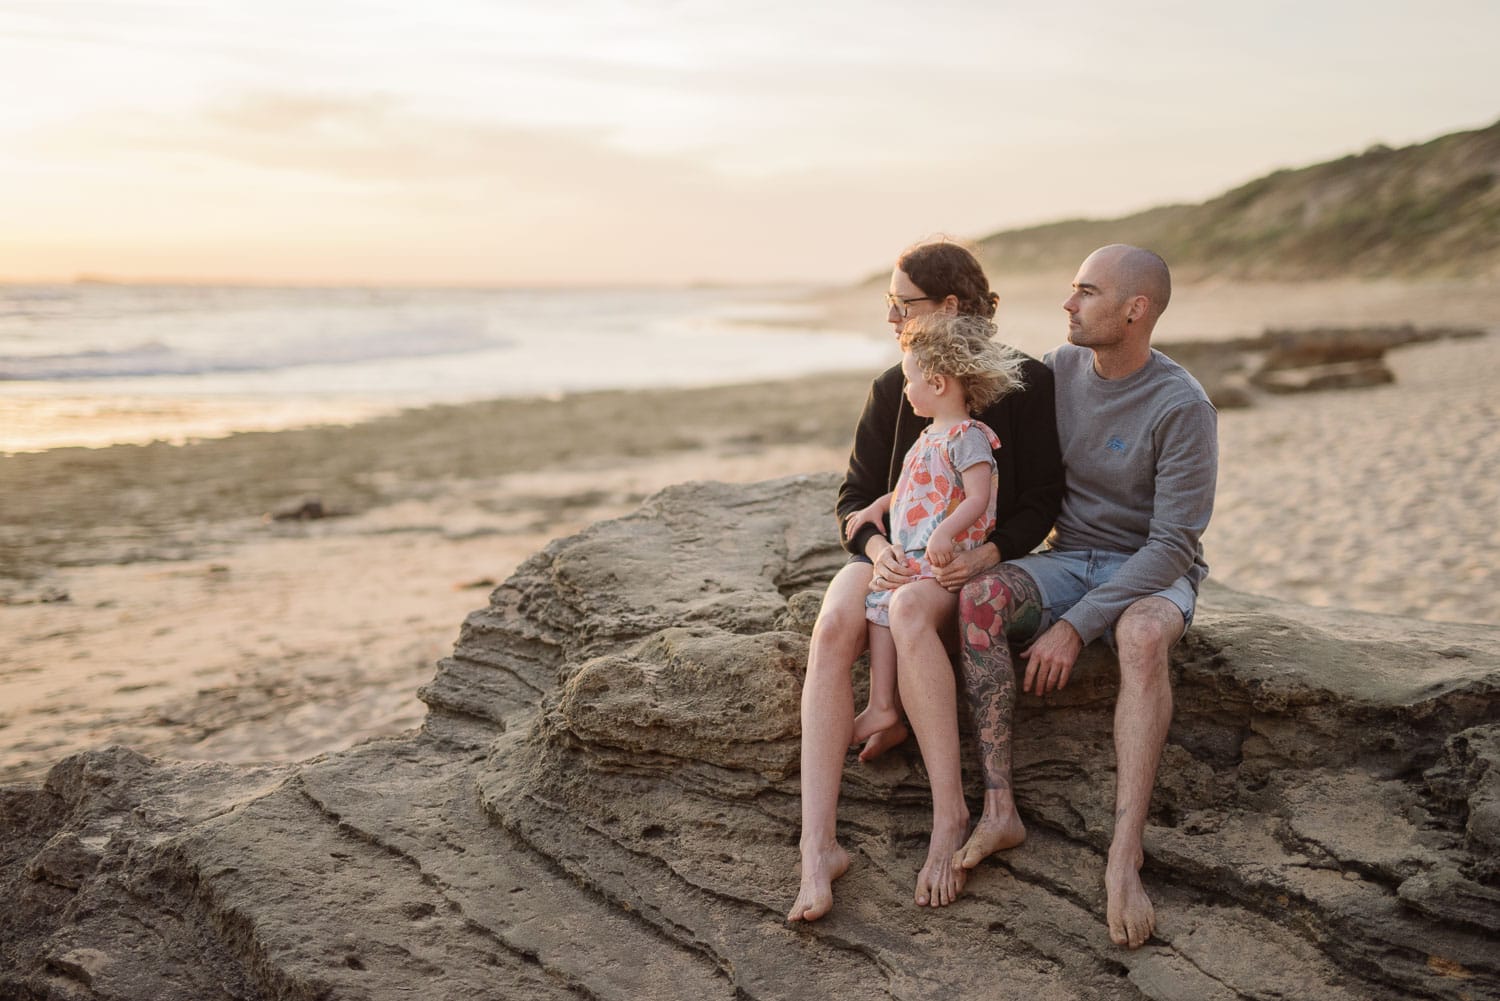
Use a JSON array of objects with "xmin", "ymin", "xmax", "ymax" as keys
[{"xmin": 2, "ymin": 0, "xmax": 1497, "ymax": 286}]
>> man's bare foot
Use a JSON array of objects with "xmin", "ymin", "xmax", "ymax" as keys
[
  {"xmin": 953, "ymin": 808, "xmax": 1026, "ymax": 870},
  {"xmin": 856, "ymin": 720, "xmax": 909, "ymax": 761},
  {"xmin": 786, "ymin": 842, "xmax": 850, "ymax": 922},
  {"xmin": 914, "ymin": 817, "xmax": 969, "ymax": 908},
  {"xmin": 1105, "ymin": 851, "xmax": 1155, "ymax": 948},
  {"xmin": 850, "ymin": 704, "xmax": 900, "ymax": 745}
]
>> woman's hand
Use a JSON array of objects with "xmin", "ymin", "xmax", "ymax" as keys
[{"xmin": 867, "ymin": 541, "xmax": 917, "ymax": 593}]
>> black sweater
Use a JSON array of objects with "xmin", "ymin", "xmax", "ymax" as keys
[{"xmin": 837, "ymin": 356, "xmax": 1064, "ymax": 561}]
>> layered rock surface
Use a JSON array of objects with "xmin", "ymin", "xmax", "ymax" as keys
[{"xmin": 3, "ymin": 474, "xmax": 1498, "ymax": 1000}]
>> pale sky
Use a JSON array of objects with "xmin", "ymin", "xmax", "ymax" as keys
[{"xmin": 1, "ymin": 0, "xmax": 1496, "ymax": 286}]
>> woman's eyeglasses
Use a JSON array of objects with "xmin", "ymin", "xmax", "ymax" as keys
[{"xmin": 886, "ymin": 294, "xmax": 935, "ymax": 318}]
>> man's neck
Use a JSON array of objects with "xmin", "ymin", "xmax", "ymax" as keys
[{"xmin": 1090, "ymin": 341, "xmax": 1152, "ymax": 381}]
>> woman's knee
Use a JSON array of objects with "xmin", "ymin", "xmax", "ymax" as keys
[
  {"xmin": 887, "ymin": 582, "xmax": 952, "ymax": 640},
  {"xmin": 810, "ymin": 566, "xmax": 872, "ymax": 648}
]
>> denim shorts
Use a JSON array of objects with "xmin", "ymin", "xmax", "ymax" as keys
[{"xmin": 1007, "ymin": 548, "xmax": 1196, "ymax": 647}]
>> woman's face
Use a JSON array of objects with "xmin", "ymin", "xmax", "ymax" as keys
[{"xmin": 887, "ymin": 267, "xmax": 944, "ymax": 335}]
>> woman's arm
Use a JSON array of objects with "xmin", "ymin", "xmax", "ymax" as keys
[
  {"xmin": 836, "ymin": 366, "xmax": 903, "ymax": 556},
  {"xmin": 844, "ymin": 492, "xmax": 892, "ymax": 544},
  {"xmin": 987, "ymin": 358, "xmax": 1063, "ymax": 561}
]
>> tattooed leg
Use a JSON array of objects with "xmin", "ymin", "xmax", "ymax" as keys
[{"xmin": 953, "ymin": 566, "xmax": 1043, "ymax": 870}]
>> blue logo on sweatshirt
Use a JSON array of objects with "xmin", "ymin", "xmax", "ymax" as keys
[{"xmin": 1106, "ymin": 437, "xmax": 1127, "ymax": 453}]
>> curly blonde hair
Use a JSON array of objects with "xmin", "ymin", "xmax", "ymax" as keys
[{"xmin": 898, "ymin": 313, "xmax": 1026, "ymax": 414}]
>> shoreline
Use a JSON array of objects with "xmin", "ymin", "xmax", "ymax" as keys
[
  {"xmin": 12, "ymin": 275, "xmax": 1499, "ymax": 456},
  {"xmin": 1, "ymin": 371, "xmax": 880, "ymax": 581},
  {"xmin": 5, "ymin": 330, "xmax": 1499, "ymax": 786},
  {"xmin": 0, "ymin": 372, "xmax": 877, "ymax": 785}
]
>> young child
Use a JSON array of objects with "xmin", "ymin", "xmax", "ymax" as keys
[{"xmin": 843, "ymin": 313, "xmax": 1026, "ymax": 743}]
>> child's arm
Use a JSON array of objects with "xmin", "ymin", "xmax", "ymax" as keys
[
  {"xmin": 843, "ymin": 492, "xmax": 892, "ymax": 543},
  {"xmin": 925, "ymin": 463, "xmax": 994, "ymax": 567}
]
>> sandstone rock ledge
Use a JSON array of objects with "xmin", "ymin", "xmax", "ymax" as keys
[{"xmin": 3, "ymin": 474, "xmax": 1498, "ymax": 1001}]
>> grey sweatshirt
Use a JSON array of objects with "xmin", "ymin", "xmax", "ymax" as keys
[{"xmin": 1046, "ymin": 344, "xmax": 1218, "ymax": 644}]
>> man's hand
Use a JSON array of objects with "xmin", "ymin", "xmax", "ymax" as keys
[
  {"xmin": 1021, "ymin": 620, "xmax": 1083, "ymax": 694},
  {"xmin": 930, "ymin": 543, "xmax": 1000, "ymax": 592}
]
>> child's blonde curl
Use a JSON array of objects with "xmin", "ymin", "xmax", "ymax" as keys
[{"xmin": 898, "ymin": 314, "xmax": 1026, "ymax": 414}]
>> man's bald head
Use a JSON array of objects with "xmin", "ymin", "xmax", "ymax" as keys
[{"xmin": 1086, "ymin": 244, "xmax": 1172, "ymax": 324}]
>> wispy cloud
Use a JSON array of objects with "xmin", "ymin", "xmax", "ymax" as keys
[{"xmin": 2, "ymin": 0, "xmax": 1498, "ymax": 283}]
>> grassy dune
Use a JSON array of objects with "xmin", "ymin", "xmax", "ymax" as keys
[{"xmin": 971, "ymin": 118, "xmax": 1500, "ymax": 281}]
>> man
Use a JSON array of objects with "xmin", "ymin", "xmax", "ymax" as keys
[{"xmin": 951, "ymin": 244, "xmax": 1217, "ymax": 949}]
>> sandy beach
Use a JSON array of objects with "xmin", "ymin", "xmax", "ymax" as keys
[{"xmin": 3, "ymin": 290, "xmax": 1498, "ymax": 786}]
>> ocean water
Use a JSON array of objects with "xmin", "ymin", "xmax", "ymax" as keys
[{"xmin": 0, "ymin": 284, "xmax": 891, "ymax": 452}]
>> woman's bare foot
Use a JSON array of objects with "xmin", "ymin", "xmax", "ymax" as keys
[
  {"xmin": 850, "ymin": 704, "xmax": 900, "ymax": 745},
  {"xmin": 953, "ymin": 808, "xmax": 1026, "ymax": 870},
  {"xmin": 914, "ymin": 816, "xmax": 969, "ymax": 908},
  {"xmin": 786, "ymin": 842, "xmax": 850, "ymax": 922},
  {"xmin": 856, "ymin": 720, "xmax": 909, "ymax": 761},
  {"xmin": 1105, "ymin": 849, "xmax": 1155, "ymax": 948}
]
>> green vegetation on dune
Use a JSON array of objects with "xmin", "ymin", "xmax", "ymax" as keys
[{"xmin": 974, "ymin": 118, "xmax": 1500, "ymax": 280}]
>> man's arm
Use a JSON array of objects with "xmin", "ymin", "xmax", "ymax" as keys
[{"xmin": 1060, "ymin": 399, "xmax": 1218, "ymax": 644}]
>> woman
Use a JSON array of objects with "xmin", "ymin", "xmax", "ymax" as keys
[{"xmin": 787, "ymin": 239, "xmax": 1063, "ymax": 921}]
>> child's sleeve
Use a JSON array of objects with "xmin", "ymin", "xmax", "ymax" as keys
[{"xmin": 947, "ymin": 425, "xmax": 998, "ymax": 474}]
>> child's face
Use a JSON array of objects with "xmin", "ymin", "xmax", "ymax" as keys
[{"xmin": 901, "ymin": 350, "xmax": 941, "ymax": 418}]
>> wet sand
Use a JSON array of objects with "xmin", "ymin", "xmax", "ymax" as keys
[
  {"xmin": 3, "ymin": 292, "xmax": 1498, "ymax": 785},
  {"xmin": 1, "ymin": 376, "xmax": 871, "ymax": 784}
]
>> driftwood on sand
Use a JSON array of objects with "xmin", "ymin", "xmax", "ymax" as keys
[{"xmin": 2, "ymin": 474, "xmax": 1497, "ymax": 1000}]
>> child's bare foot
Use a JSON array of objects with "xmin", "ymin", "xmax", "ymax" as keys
[
  {"xmin": 953, "ymin": 808, "xmax": 1027, "ymax": 870},
  {"xmin": 914, "ymin": 816, "xmax": 968, "ymax": 908},
  {"xmin": 786, "ymin": 842, "xmax": 850, "ymax": 922},
  {"xmin": 850, "ymin": 704, "xmax": 900, "ymax": 745},
  {"xmin": 856, "ymin": 720, "xmax": 909, "ymax": 762},
  {"xmin": 1105, "ymin": 848, "xmax": 1155, "ymax": 948}
]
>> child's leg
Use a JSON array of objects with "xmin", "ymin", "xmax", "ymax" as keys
[{"xmin": 852, "ymin": 623, "xmax": 901, "ymax": 743}]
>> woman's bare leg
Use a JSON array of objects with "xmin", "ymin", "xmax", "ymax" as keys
[
  {"xmin": 888, "ymin": 580, "xmax": 970, "ymax": 908},
  {"xmin": 787, "ymin": 561, "xmax": 871, "ymax": 921}
]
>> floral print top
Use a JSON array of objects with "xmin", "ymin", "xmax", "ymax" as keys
[{"xmin": 866, "ymin": 419, "xmax": 1000, "ymax": 625}]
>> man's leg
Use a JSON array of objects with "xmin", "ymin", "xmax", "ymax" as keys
[
  {"xmin": 886, "ymin": 580, "xmax": 968, "ymax": 907},
  {"xmin": 954, "ymin": 565, "xmax": 1045, "ymax": 869},
  {"xmin": 1105, "ymin": 596, "xmax": 1183, "ymax": 948},
  {"xmin": 787, "ymin": 561, "xmax": 871, "ymax": 921}
]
